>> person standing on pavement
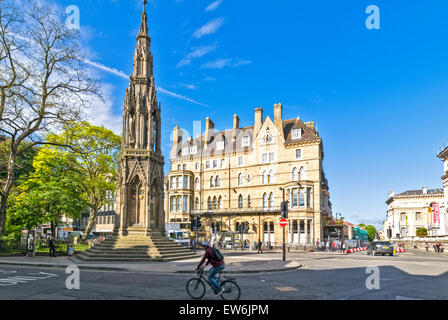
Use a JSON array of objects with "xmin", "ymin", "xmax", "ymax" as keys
[
  {"xmin": 257, "ymin": 239, "xmax": 263, "ymax": 253},
  {"xmin": 426, "ymin": 242, "xmax": 429, "ymax": 252},
  {"xmin": 326, "ymin": 240, "xmax": 330, "ymax": 252},
  {"xmin": 320, "ymin": 240, "xmax": 325, "ymax": 252},
  {"xmin": 48, "ymin": 236, "xmax": 56, "ymax": 257},
  {"xmin": 439, "ymin": 242, "xmax": 443, "ymax": 253}
]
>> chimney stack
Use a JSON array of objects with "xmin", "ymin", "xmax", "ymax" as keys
[
  {"xmin": 274, "ymin": 103, "xmax": 283, "ymax": 136},
  {"xmin": 233, "ymin": 114, "xmax": 239, "ymax": 130},
  {"xmin": 254, "ymin": 107, "xmax": 263, "ymax": 136},
  {"xmin": 204, "ymin": 117, "xmax": 214, "ymax": 148},
  {"xmin": 171, "ymin": 125, "xmax": 182, "ymax": 158},
  {"xmin": 274, "ymin": 103, "xmax": 282, "ymax": 125}
]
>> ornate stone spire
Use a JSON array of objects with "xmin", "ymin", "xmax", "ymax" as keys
[
  {"xmin": 121, "ymin": 0, "xmax": 160, "ymax": 153},
  {"xmin": 133, "ymin": 0, "xmax": 152, "ymax": 78},
  {"xmin": 138, "ymin": 0, "xmax": 149, "ymax": 40}
]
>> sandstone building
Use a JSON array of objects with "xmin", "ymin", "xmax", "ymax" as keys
[
  {"xmin": 437, "ymin": 142, "xmax": 448, "ymax": 216},
  {"xmin": 165, "ymin": 104, "xmax": 332, "ymax": 247},
  {"xmin": 384, "ymin": 187, "xmax": 446, "ymax": 240}
]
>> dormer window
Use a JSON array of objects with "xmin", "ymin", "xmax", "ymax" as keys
[
  {"xmin": 242, "ymin": 136, "xmax": 251, "ymax": 147},
  {"xmin": 190, "ymin": 145, "xmax": 197, "ymax": 154},
  {"xmin": 182, "ymin": 146, "xmax": 189, "ymax": 156},
  {"xmin": 216, "ymin": 141, "xmax": 225, "ymax": 151},
  {"xmin": 292, "ymin": 128, "xmax": 302, "ymax": 140}
]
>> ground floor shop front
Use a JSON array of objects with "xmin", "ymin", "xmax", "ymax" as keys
[{"xmin": 188, "ymin": 211, "xmax": 326, "ymax": 248}]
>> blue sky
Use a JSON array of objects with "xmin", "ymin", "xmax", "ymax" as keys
[{"xmin": 54, "ymin": 0, "xmax": 448, "ymax": 229}]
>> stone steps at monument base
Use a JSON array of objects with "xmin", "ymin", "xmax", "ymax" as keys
[
  {"xmin": 76, "ymin": 251, "xmax": 197, "ymax": 262},
  {"xmin": 87, "ymin": 247, "xmax": 191, "ymax": 255},
  {"xmin": 92, "ymin": 242, "xmax": 185, "ymax": 249},
  {"xmin": 76, "ymin": 234, "xmax": 197, "ymax": 262},
  {"xmin": 79, "ymin": 250, "xmax": 195, "ymax": 259}
]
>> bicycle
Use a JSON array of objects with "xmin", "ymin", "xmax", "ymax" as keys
[{"xmin": 186, "ymin": 266, "xmax": 241, "ymax": 300}]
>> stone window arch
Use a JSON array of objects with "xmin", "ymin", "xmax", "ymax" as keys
[
  {"xmin": 299, "ymin": 167, "xmax": 307, "ymax": 180},
  {"xmin": 292, "ymin": 167, "xmax": 298, "ymax": 181},
  {"xmin": 215, "ymin": 175, "xmax": 221, "ymax": 187},
  {"xmin": 238, "ymin": 194, "xmax": 243, "ymax": 208}
]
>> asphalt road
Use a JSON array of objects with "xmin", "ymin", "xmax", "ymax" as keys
[{"xmin": 1, "ymin": 251, "xmax": 448, "ymax": 300}]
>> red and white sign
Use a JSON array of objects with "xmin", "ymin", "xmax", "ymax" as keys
[
  {"xmin": 279, "ymin": 218, "xmax": 287, "ymax": 227},
  {"xmin": 433, "ymin": 203, "xmax": 440, "ymax": 226}
]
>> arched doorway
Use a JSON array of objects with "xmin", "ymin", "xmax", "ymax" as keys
[{"xmin": 128, "ymin": 175, "xmax": 144, "ymax": 227}]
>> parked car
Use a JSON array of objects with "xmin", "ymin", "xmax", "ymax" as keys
[{"xmin": 367, "ymin": 241, "xmax": 394, "ymax": 256}]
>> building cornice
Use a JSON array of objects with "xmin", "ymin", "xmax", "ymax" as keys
[{"xmin": 386, "ymin": 193, "xmax": 444, "ymax": 205}]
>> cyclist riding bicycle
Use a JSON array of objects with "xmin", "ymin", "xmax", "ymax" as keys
[{"xmin": 196, "ymin": 241, "xmax": 225, "ymax": 296}]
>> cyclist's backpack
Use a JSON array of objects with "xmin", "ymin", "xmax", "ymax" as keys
[{"xmin": 211, "ymin": 247, "xmax": 224, "ymax": 261}]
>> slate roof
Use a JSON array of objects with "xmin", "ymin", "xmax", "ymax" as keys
[{"xmin": 172, "ymin": 117, "xmax": 320, "ymax": 159}]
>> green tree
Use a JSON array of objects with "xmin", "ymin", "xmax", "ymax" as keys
[
  {"xmin": 358, "ymin": 224, "xmax": 377, "ymax": 242},
  {"xmin": 416, "ymin": 227, "xmax": 428, "ymax": 237},
  {"xmin": 0, "ymin": 0, "xmax": 100, "ymax": 238},
  {"xmin": 46, "ymin": 122, "xmax": 121, "ymax": 241},
  {"xmin": 7, "ymin": 147, "xmax": 86, "ymax": 236}
]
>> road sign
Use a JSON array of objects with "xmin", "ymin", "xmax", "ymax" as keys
[{"xmin": 280, "ymin": 218, "xmax": 287, "ymax": 227}]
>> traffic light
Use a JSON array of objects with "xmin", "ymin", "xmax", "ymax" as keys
[
  {"xmin": 196, "ymin": 215, "xmax": 202, "ymax": 229},
  {"xmin": 245, "ymin": 221, "xmax": 249, "ymax": 232},
  {"xmin": 281, "ymin": 201, "xmax": 289, "ymax": 218}
]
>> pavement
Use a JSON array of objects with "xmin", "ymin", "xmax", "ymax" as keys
[{"xmin": 0, "ymin": 251, "xmax": 302, "ymax": 274}]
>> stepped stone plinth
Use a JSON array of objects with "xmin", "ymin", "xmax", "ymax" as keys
[{"xmin": 76, "ymin": 233, "xmax": 198, "ymax": 262}]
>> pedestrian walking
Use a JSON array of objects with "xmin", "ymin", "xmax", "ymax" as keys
[
  {"xmin": 439, "ymin": 242, "xmax": 443, "ymax": 253},
  {"xmin": 320, "ymin": 240, "xmax": 325, "ymax": 252},
  {"xmin": 342, "ymin": 242, "xmax": 346, "ymax": 254},
  {"xmin": 425, "ymin": 242, "xmax": 429, "ymax": 252},
  {"xmin": 316, "ymin": 239, "xmax": 320, "ymax": 252},
  {"xmin": 257, "ymin": 240, "xmax": 263, "ymax": 253},
  {"xmin": 326, "ymin": 240, "xmax": 330, "ymax": 252},
  {"xmin": 48, "ymin": 236, "xmax": 56, "ymax": 258}
]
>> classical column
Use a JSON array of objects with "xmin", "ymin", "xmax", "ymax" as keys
[
  {"xmin": 304, "ymin": 187, "xmax": 308, "ymax": 208},
  {"xmin": 305, "ymin": 218, "xmax": 308, "ymax": 244}
]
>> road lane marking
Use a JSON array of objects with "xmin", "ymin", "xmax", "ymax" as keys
[
  {"xmin": 275, "ymin": 286, "xmax": 299, "ymax": 292},
  {"xmin": 0, "ymin": 271, "xmax": 58, "ymax": 286}
]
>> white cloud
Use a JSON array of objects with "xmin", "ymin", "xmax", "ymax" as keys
[
  {"xmin": 85, "ymin": 83, "xmax": 122, "ymax": 134},
  {"xmin": 177, "ymin": 44, "xmax": 217, "ymax": 68},
  {"xmin": 201, "ymin": 58, "xmax": 252, "ymax": 69},
  {"xmin": 205, "ymin": 0, "xmax": 222, "ymax": 12},
  {"xmin": 192, "ymin": 18, "xmax": 225, "ymax": 39},
  {"xmin": 157, "ymin": 87, "xmax": 208, "ymax": 107},
  {"xmin": 82, "ymin": 59, "xmax": 208, "ymax": 107}
]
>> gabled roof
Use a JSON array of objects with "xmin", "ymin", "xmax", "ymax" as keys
[{"xmin": 283, "ymin": 118, "xmax": 319, "ymax": 144}]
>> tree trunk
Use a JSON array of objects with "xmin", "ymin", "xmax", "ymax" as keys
[
  {"xmin": 82, "ymin": 208, "xmax": 97, "ymax": 242},
  {"xmin": 0, "ymin": 198, "xmax": 6, "ymax": 239},
  {"xmin": 0, "ymin": 149, "xmax": 17, "ymax": 239}
]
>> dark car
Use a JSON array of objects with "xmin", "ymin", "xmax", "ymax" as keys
[{"xmin": 367, "ymin": 241, "xmax": 394, "ymax": 256}]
